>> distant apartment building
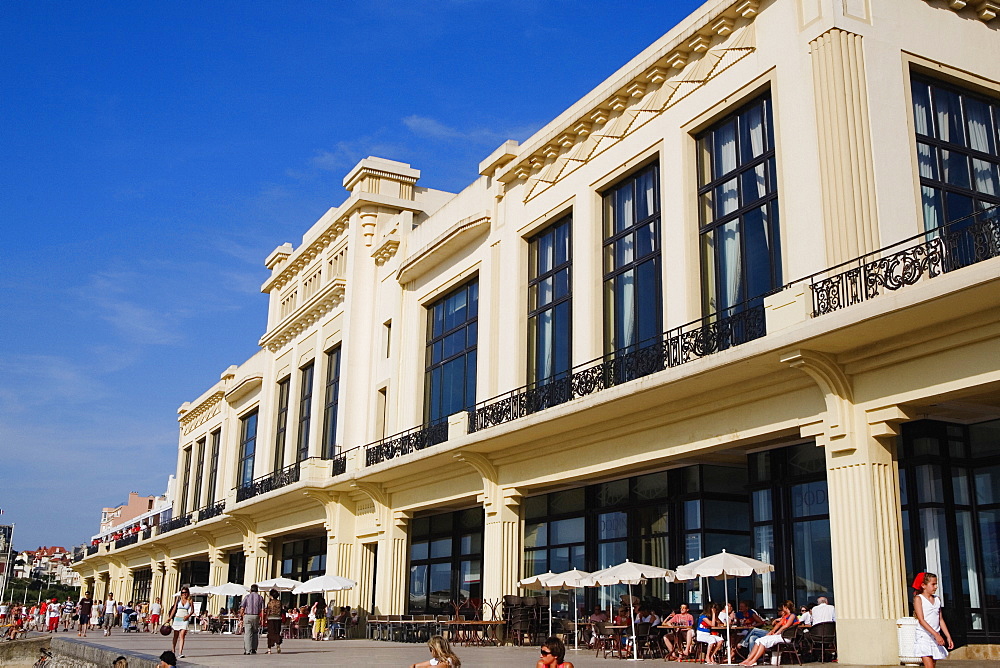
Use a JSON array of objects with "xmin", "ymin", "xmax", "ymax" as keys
[
  {"xmin": 16, "ymin": 546, "xmax": 81, "ymax": 587},
  {"xmin": 100, "ymin": 493, "xmax": 164, "ymax": 534},
  {"xmin": 76, "ymin": 0, "xmax": 1000, "ymax": 662}
]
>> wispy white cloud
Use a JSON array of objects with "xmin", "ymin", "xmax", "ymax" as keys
[
  {"xmin": 402, "ymin": 114, "xmax": 542, "ymax": 145},
  {"xmin": 309, "ymin": 136, "xmax": 412, "ymax": 173}
]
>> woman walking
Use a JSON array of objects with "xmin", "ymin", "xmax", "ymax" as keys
[
  {"xmin": 265, "ymin": 590, "xmax": 284, "ymax": 654},
  {"xmin": 168, "ymin": 586, "xmax": 193, "ymax": 659}
]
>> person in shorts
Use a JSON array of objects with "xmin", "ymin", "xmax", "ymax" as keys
[
  {"xmin": 47, "ymin": 598, "xmax": 61, "ymax": 632},
  {"xmin": 77, "ymin": 591, "xmax": 94, "ymax": 637},
  {"xmin": 103, "ymin": 593, "xmax": 116, "ymax": 636},
  {"xmin": 62, "ymin": 597, "xmax": 76, "ymax": 631},
  {"xmin": 149, "ymin": 597, "xmax": 162, "ymax": 631}
]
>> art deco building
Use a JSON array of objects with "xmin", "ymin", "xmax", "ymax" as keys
[{"xmin": 75, "ymin": 0, "xmax": 1000, "ymax": 661}]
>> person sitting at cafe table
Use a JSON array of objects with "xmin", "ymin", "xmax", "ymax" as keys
[
  {"xmin": 587, "ymin": 607, "xmax": 609, "ymax": 647},
  {"xmin": 798, "ymin": 604, "xmax": 813, "ymax": 625},
  {"xmin": 810, "ymin": 596, "xmax": 836, "ymax": 624},
  {"xmin": 697, "ymin": 603, "xmax": 724, "ymax": 665},
  {"xmin": 635, "ymin": 605, "xmax": 660, "ymax": 627},
  {"xmin": 665, "ymin": 603, "xmax": 696, "ymax": 657},
  {"xmin": 739, "ymin": 601, "xmax": 799, "ymax": 667},
  {"xmin": 736, "ymin": 601, "xmax": 768, "ymax": 652}
]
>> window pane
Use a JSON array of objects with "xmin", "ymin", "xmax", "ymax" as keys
[
  {"xmin": 429, "ymin": 563, "xmax": 452, "ymax": 611},
  {"xmin": 410, "ymin": 541, "xmax": 429, "ymax": 561},
  {"xmin": 941, "ymin": 149, "xmax": 971, "ymax": 189},
  {"xmin": 975, "ymin": 465, "xmax": 1000, "ymax": 505},
  {"xmin": 965, "ymin": 97, "xmax": 997, "ymax": 154},
  {"xmin": 596, "ymin": 479, "xmax": 629, "ymax": 507},
  {"xmin": 752, "ymin": 489, "xmax": 772, "ymax": 523},
  {"xmin": 598, "ymin": 512, "xmax": 628, "ymax": 540},
  {"xmin": 634, "ymin": 472, "xmax": 669, "ymax": 501},
  {"xmin": 598, "ymin": 540, "xmax": 627, "ymax": 570},
  {"xmin": 793, "ymin": 519, "xmax": 833, "ymax": 601},
  {"xmin": 791, "ymin": 481, "xmax": 829, "ymax": 518},
  {"xmin": 916, "ymin": 464, "xmax": 944, "ymax": 503},
  {"xmin": 524, "ymin": 550, "xmax": 547, "ymax": 578},
  {"xmin": 933, "ymin": 86, "xmax": 965, "ymax": 145},
  {"xmin": 978, "ymin": 510, "xmax": 1000, "ymax": 606},
  {"xmin": 919, "ymin": 508, "xmax": 952, "ymax": 596},
  {"xmin": 430, "ymin": 538, "xmax": 451, "ymax": 559},
  {"xmin": 550, "ymin": 517, "xmax": 585, "ymax": 544},
  {"xmin": 912, "ymin": 79, "xmax": 933, "ymax": 137}
]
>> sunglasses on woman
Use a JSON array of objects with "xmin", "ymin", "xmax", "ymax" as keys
[{"xmin": 540, "ymin": 649, "xmax": 552, "ymax": 656}]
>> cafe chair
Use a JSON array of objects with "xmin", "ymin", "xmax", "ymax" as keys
[
  {"xmin": 773, "ymin": 627, "xmax": 804, "ymax": 665},
  {"xmin": 809, "ymin": 622, "xmax": 837, "ymax": 662}
]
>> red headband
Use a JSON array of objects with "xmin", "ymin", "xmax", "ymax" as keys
[{"xmin": 912, "ymin": 573, "xmax": 926, "ymax": 590}]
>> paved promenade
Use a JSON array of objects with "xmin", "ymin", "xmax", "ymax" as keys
[{"xmin": 43, "ymin": 630, "xmax": 964, "ymax": 668}]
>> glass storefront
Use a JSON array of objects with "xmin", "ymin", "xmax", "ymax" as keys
[
  {"xmin": 900, "ymin": 418, "xmax": 1000, "ymax": 644},
  {"xmin": 281, "ymin": 536, "xmax": 326, "ymax": 607},
  {"xmin": 408, "ymin": 508, "xmax": 484, "ymax": 615},
  {"xmin": 131, "ymin": 567, "xmax": 152, "ymax": 604},
  {"xmin": 749, "ymin": 443, "xmax": 832, "ymax": 610},
  {"xmin": 523, "ymin": 465, "xmax": 750, "ymax": 614}
]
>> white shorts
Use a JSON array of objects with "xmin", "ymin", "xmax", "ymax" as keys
[
  {"xmin": 697, "ymin": 631, "xmax": 723, "ymax": 645},
  {"xmin": 754, "ymin": 634, "xmax": 786, "ymax": 649}
]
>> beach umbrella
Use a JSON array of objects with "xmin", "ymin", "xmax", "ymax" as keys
[
  {"xmin": 518, "ymin": 571, "xmax": 560, "ymax": 637},
  {"xmin": 208, "ymin": 582, "xmax": 248, "ymax": 597},
  {"xmin": 546, "ymin": 568, "xmax": 592, "ymax": 651},
  {"xmin": 675, "ymin": 550, "xmax": 774, "ymax": 665},
  {"xmin": 291, "ymin": 574, "xmax": 356, "ymax": 595},
  {"xmin": 254, "ymin": 577, "xmax": 302, "ymax": 592},
  {"xmin": 583, "ymin": 560, "xmax": 676, "ymax": 661}
]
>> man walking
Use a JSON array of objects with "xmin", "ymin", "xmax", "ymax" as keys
[
  {"xmin": 239, "ymin": 584, "xmax": 265, "ymax": 655},
  {"xmin": 77, "ymin": 591, "xmax": 94, "ymax": 638}
]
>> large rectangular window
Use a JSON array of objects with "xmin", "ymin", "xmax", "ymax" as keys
[
  {"xmin": 205, "ymin": 429, "xmax": 220, "ymax": 504},
  {"xmin": 191, "ymin": 437, "xmax": 205, "ymax": 511},
  {"xmin": 322, "ymin": 347, "xmax": 342, "ymax": 459},
  {"xmin": 698, "ymin": 94, "xmax": 780, "ymax": 314},
  {"xmin": 528, "ymin": 216, "xmax": 572, "ymax": 385},
  {"xmin": 179, "ymin": 447, "xmax": 192, "ymax": 516},
  {"xmin": 273, "ymin": 377, "xmax": 290, "ymax": 470},
  {"xmin": 425, "ymin": 280, "xmax": 478, "ymax": 424},
  {"xmin": 238, "ymin": 410, "xmax": 258, "ymax": 488},
  {"xmin": 603, "ymin": 163, "xmax": 661, "ymax": 356},
  {"xmin": 911, "ymin": 76, "xmax": 1000, "ymax": 267},
  {"xmin": 408, "ymin": 508, "xmax": 484, "ymax": 615},
  {"xmin": 296, "ymin": 363, "xmax": 314, "ymax": 462}
]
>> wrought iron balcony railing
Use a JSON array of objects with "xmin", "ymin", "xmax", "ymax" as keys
[
  {"xmin": 332, "ymin": 449, "xmax": 350, "ymax": 476},
  {"xmin": 86, "ymin": 544, "xmax": 98, "ymax": 556},
  {"xmin": 197, "ymin": 499, "xmax": 226, "ymax": 522},
  {"xmin": 810, "ymin": 206, "xmax": 1000, "ymax": 316},
  {"xmin": 364, "ymin": 420, "xmax": 449, "ymax": 467},
  {"xmin": 469, "ymin": 302, "xmax": 766, "ymax": 433},
  {"xmin": 236, "ymin": 461, "xmax": 301, "ymax": 502},
  {"xmin": 114, "ymin": 533, "xmax": 139, "ymax": 550},
  {"xmin": 142, "ymin": 528, "xmax": 153, "ymax": 541},
  {"xmin": 157, "ymin": 513, "xmax": 193, "ymax": 535}
]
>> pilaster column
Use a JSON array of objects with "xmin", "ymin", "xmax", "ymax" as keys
[
  {"xmin": 784, "ymin": 350, "xmax": 909, "ymax": 665},
  {"xmin": 482, "ymin": 488, "xmax": 522, "ymax": 618},
  {"xmin": 122, "ymin": 569, "xmax": 135, "ymax": 604},
  {"xmin": 163, "ymin": 559, "xmax": 180, "ymax": 599},
  {"xmin": 809, "ymin": 28, "xmax": 880, "ymax": 264},
  {"xmin": 151, "ymin": 563, "xmax": 165, "ymax": 604},
  {"xmin": 208, "ymin": 546, "xmax": 227, "ymax": 586},
  {"xmin": 246, "ymin": 536, "xmax": 271, "ymax": 584},
  {"xmin": 376, "ymin": 511, "xmax": 409, "ymax": 615}
]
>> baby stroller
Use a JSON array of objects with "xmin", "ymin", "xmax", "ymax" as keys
[{"xmin": 122, "ymin": 607, "xmax": 139, "ymax": 633}]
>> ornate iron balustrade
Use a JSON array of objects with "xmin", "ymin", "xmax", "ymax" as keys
[
  {"xmin": 470, "ymin": 303, "xmax": 766, "ymax": 433},
  {"xmin": 811, "ymin": 207, "xmax": 1000, "ymax": 316},
  {"xmin": 236, "ymin": 461, "xmax": 301, "ymax": 502},
  {"xmin": 364, "ymin": 421, "xmax": 449, "ymax": 467},
  {"xmin": 74, "ymin": 548, "xmax": 85, "ymax": 562},
  {"xmin": 114, "ymin": 533, "xmax": 139, "ymax": 550},
  {"xmin": 86, "ymin": 545, "xmax": 98, "ymax": 556},
  {"xmin": 332, "ymin": 449, "xmax": 353, "ymax": 476},
  {"xmin": 197, "ymin": 500, "xmax": 226, "ymax": 522},
  {"xmin": 157, "ymin": 513, "xmax": 193, "ymax": 535},
  {"xmin": 142, "ymin": 528, "xmax": 153, "ymax": 541}
]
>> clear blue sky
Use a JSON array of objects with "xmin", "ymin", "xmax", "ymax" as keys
[{"xmin": 0, "ymin": 1, "xmax": 702, "ymax": 551}]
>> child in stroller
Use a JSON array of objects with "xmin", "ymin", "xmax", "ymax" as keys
[{"xmin": 121, "ymin": 604, "xmax": 138, "ymax": 633}]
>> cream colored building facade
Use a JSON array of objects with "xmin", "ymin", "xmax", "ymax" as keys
[{"xmin": 75, "ymin": 0, "xmax": 1000, "ymax": 662}]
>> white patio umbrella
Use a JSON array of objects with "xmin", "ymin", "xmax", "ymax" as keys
[
  {"xmin": 291, "ymin": 574, "xmax": 356, "ymax": 595},
  {"xmin": 174, "ymin": 585, "xmax": 213, "ymax": 596},
  {"xmin": 208, "ymin": 582, "xmax": 248, "ymax": 597},
  {"xmin": 675, "ymin": 550, "xmax": 774, "ymax": 665},
  {"xmin": 254, "ymin": 577, "xmax": 302, "ymax": 592},
  {"xmin": 583, "ymin": 560, "xmax": 676, "ymax": 661},
  {"xmin": 517, "ymin": 571, "xmax": 560, "ymax": 637},
  {"xmin": 547, "ymin": 568, "xmax": 592, "ymax": 651}
]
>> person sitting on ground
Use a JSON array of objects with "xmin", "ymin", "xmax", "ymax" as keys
[
  {"xmin": 537, "ymin": 636, "xmax": 573, "ymax": 668},
  {"xmin": 157, "ymin": 650, "xmax": 177, "ymax": 668},
  {"xmin": 409, "ymin": 634, "xmax": 461, "ymax": 667},
  {"xmin": 739, "ymin": 601, "xmax": 799, "ymax": 667}
]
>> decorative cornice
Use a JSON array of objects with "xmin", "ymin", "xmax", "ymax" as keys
[
  {"xmin": 179, "ymin": 391, "xmax": 224, "ymax": 432},
  {"xmin": 372, "ymin": 233, "xmax": 400, "ymax": 266},
  {"xmin": 258, "ymin": 277, "xmax": 347, "ymax": 352},
  {"xmin": 224, "ymin": 374, "xmax": 263, "ymax": 404},
  {"xmin": 497, "ymin": 0, "xmax": 759, "ymax": 202},
  {"xmin": 262, "ymin": 218, "xmax": 349, "ymax": 293},
  {"xmin": 396, "ymin": 213, "xmax": 491, "ymax": 284},
  {"xmin": 924, "ymin": 0, "xmax": 999, "ymax": 22}
]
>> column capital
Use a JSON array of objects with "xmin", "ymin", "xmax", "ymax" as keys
[
  {"xmin": 866, "ymin": 404, "xmax": 917, "ymax": 440},
  {"xmin": 781, "ymin": 349, "xmax": 854, "ymax": 450}
]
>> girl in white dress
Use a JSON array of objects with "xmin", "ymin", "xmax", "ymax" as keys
[{"xmin": 912, "ymin": 572, "xmax": 953, "ymax": 668}]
